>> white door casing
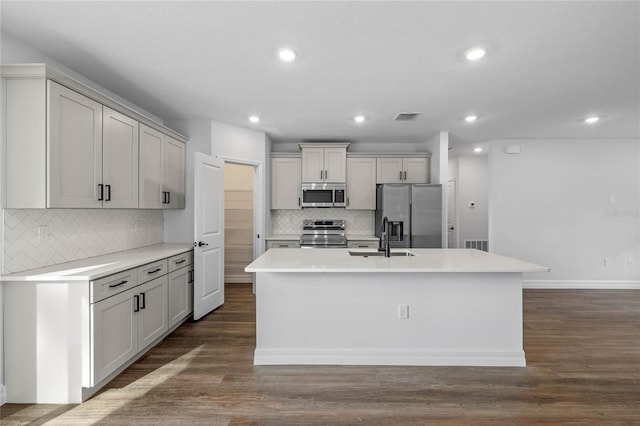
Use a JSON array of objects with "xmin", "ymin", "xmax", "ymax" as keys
[{"xmin": 194, "ymin": 153, "xmax": 225, "ymax": 320}]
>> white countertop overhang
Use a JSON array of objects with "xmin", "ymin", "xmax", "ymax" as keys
[
  {"xmin": 246, "ymin": 248, "xmax": 549, "ymax": 273},
  {"xmin": 1, "ymin": 243, "xmax": 194, "ymax": 282}
]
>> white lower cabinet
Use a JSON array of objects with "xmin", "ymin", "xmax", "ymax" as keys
[
  {"xmin": 92, "ymin": 275, "xmax": 168, "ymax": 385},
  {"xmin": 3, "ymin": 247, "xmax": 193, "ymax": 404}
]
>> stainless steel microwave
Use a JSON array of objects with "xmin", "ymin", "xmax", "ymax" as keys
[{"xmin": 301, "ymin": 183, "xmax": 346, "ymax": 208}]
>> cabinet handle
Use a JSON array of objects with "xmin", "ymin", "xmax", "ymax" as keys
[
  {"xmin": 175, "ymin": 259, "xmax": 186, "ymax": 265},
  {"xmin": 108, "ymin": 280, "xmax": 128, "ymax": 288},
  {"xmin": 134, "ymin": 295, "xmax": 140, "ymax": 312},
  {"xmin": 404, "ymin": 171, "xmax": 407, "ymax": 181},
  {"xmin": 298, "ymin": 197, "xmax": 301, "ymax": 206},
  {"xmin": 97, "ymin": 184, "xmax": 104, "ymax": 201},
  {"xmin": 347, "ymin": 197, "xmax": 349, "ymax": 207},
  {"xmin": 320, "ymin": 170, "xmax": 323, "ymax": 180},
  {"xmin": 148, "ymin": 268, "xmax": 162, "ymax": 274},
  {"xmin": 399, "ymin": 171, "xmax": 403, "ymax": 181},
  {"xmin": 167, "ymin": 192, "xmax": 171, "ymax": 204},
  {"xmin": 188, "ymin": 270, "xmax": 193, "ymax": 283},
  {"xmin": 140, "ymin": 292, "xmax": 146, "ymax": 310},
  {"xmin": 105, "ymin": 184, "xmax": 111, "ymax": 201},
  {"xmin": 324, "ymin": 170, "xmax": 328, "ymax": 179}
]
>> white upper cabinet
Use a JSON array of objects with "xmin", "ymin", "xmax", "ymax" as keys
[
  {"xmin": 346, "ymin": 157, "xmax": 376, "ymax": 210},
  {"xmin": 300, "ymin": 143, "xmax": 348, "ymax": 183},
  {"xmin": 139, "ymin": 124, "xmax": 186, "ymax": 209},
  {"xmin": 102, "ymin": 107, "xmax": 139, "ymax": 208},
  {"xmin": 1, "ymin": 64, "xmax": 187, "ymax": 209},
  {"xmin": 376, "ymin": 156, "xmax": 429, "ymax": 184},
  {"xmin": 48, "ymin": 81, "xmax": 104, "ymax": 208},
  {"xmin": 271, "ymin": 156, "xmax": 302, "ymax": 210}
]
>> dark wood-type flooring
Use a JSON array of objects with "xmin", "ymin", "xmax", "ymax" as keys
[{"xmin": 2, "ymin": 285, "xmax": 639, "ymax": 425}]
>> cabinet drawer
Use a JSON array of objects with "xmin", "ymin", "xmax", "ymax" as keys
[
  {"xmin": 138, "ymin": 259, "xmax": 168, "ymax": 284},
  {"xmin": 90, "ymin": 269, "xmax": 138, "ymax": 303},
  {"xmin": 267, "ymin": 240, "xmax": 301, "ymax": 249},
  {"xmin": 347, "ymin": 240, "xmax": 379, "ymax": 249},
  {"xmin": 168, "ymin": 251, "xmax": 193, "ymax": 272}
]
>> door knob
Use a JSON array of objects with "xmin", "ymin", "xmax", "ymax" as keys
[{"xmin": 198, "ymin": 241, "xmax": 209, "ymax": 247}]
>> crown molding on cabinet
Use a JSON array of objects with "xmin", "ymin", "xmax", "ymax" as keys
[{"xmin": 1, "ymin": 63, "xmax": 188, "ymax": 143}]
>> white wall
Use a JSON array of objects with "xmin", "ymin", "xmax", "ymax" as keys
[
  {"xmin": 489, "ymin": 139, "xmax": 640, "ymax": 288},
  {"xmin": 163, "ymin": 120, "xmax": 213, "ymax": 243}
]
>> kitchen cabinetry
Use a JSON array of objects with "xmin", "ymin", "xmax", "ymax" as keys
[
  {"xmin": 91, "ymin": 259, "xmax": 168, "ymax": 386},
  {"xmin": 300, "ymin": 143, "xmax": 349, "ymax": 183},
  {"xmin": 347, "ymin": 239, "xmax": 379, "ymax": 249},
  {"xmin": 168, "ymin": 251, "xmax": 194, "ymax": 329},
  {"xmin": 1, "ymin": 64, "xmax": 187, "ymax": 209},
  {"xmin": 377, "ymin": 156, "xmax": 429, "ymax": 184},
  {"xmin": 3, "ymin": 244, "xmax": 193, "ymax": 403},
  {"xmin": 271, "ymin": 155, "xmax": 302, "ymax": 209},
  {"xmin": 139, "ymin": 124, "xmax": 186, "ymax": 209},
  {"xmin": 346, "ymin": 157, "xmax": 376, "ymax": 210},
  {"xmin": 266, "ymin": 239, "xmax": 301, "ymax": 248}
]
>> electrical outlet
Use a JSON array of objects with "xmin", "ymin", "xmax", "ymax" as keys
[
  {"xmin": 399, "ymin": 304, "xmax": 409, "ymax": 320},
  {"xmin": 38, "ymin": 225, "xmax": 48, "ymax": 242},
  {"xmin": 604, "ymin": 258, "xmax": 610, "ymax": 267}
]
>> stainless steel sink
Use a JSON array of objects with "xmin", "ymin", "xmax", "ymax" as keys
[{"xmin": 348, "ymin": 250, "xmax": 415, "ymax": 257}]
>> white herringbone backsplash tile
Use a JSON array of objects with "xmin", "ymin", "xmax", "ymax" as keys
[
  {"xmin": 272, "ymin": 209, "xmax": 374, "ymax": 235},
  {"xmin": 3, "ymin": 209, "xmax": 163, "ymax": 274}
]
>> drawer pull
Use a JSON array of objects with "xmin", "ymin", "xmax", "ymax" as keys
[
  {"xmin": 175, "ymin": 259, "xmax": 186, "ymax": 265},
  {"xmin": 147, "ymin": 268, "xmax": 162, "ymax": 274},
  {"xmin": 358, "ymin": 245, "xmax": 369, "ymax": 248},
  {"xmin": 108, "ymin": 280, "xmax": 128, "ymax": 288},
  {"xmin": 278, "ymin": 244, "xmax": 289, "ymax": 247}
]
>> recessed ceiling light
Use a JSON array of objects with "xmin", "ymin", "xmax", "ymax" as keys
[
  {"xmin": 474, "ymin": 147, "xmax": 483, "ymax": 153},
  {"xmin": 354, "ymin": 115, "xmax": 365, "ymax": 123},
  {"xmin": 249, "ymin": 115, "xmax": 260, "ymax": 123},
  {"xmin": 584, "ymin": 116, "xmax": 600, "ymax": 124},
  {"xmin": 465, "ymin": 115, "xmax": 478, "ymax": 122},
  {"xmin": 277, "ymin": 48, "xmax": 297, "ymax": 62},
  {"xmin": 465, "ymin": 47, "xmax": 486, "ymax": 61}
]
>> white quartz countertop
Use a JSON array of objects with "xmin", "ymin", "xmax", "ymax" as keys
[
  {"xmin": 245, "ymin": 248, "xmax": 549, "ymax": 273},
  {"xmin": 1, "ymin": 243, "xmax": 193, "ymax": 282}
]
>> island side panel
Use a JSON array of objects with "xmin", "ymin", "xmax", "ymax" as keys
[{"xmin": 254, "ymin": 271, "xmax": 525, "ymax": 366}]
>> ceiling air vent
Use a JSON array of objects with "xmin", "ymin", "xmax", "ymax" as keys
[{"xmin": 394, "ymin": 112, "xmax": 422, "ymax": 121}]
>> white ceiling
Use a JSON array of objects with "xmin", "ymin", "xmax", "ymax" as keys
[{"xmin": 1, "ymin": 1, "xmax": 638, "ymax": 153}]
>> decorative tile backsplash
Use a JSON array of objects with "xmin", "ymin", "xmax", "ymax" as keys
[
  {"xmin": 271, "ymin": 209, "xmax": 374, "ymax": 235},
  {"xmin": 3, "ymin": 209, "xmax": 163, "ymax": 274}
]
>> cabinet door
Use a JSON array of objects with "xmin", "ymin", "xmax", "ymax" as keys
[
  {"xmin": 48, "ymin": 80, "xmax": 103, "ymax": 208},
  {"xmin": 163, "ymin": 137, "xmax": 186, "ymax": 208},
  {"xmin": 376, "ymin": 157, "xmax": 403, "ymax": 184},
  {"xmin": 271, "ymin": 157, "xmax": 301, "ymax": 209},
  {"xmin": 102, "ymin": 107, "xmax": 139, "ymax": 208},
  {"xmin": 346, "ymin": 158, "xmax": 376, "ymax": 210},
  {"xmin": 301, "ymin": 147, "xmax": 325, "ymax": 182},
  {"xmin": 91, "ymin": 287, "xmax": 138, "ymax": 385},
  {"xmin": 139, "ymin": 124, "xmax": 164, "ymax": 208},
  {"xmin": 137, "ymin": 276, "xmax": 169, "ymax": 351},
  {"xmin": 168, "ymin": 267, "xmax": 190, "ymax": 328},
  {"xmin": 403, "ymin": 158, "xmax": 429, "ymax": 184},
  {"xmin": 324, "ymin": 147, "xmax": 346, "ymax": 183}
]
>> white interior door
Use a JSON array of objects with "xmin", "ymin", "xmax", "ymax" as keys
[
  {"xmin": 447, "ymin": 178, "xmax": 458, "ymax": 248},
  {"xmin": 194, "ymin": 152, "xmax": 225, "ymax": 320}
]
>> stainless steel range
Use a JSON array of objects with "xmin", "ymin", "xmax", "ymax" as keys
[{"xmin": 299, "ymin": 219, "xmax": 347, "ymax": 248}]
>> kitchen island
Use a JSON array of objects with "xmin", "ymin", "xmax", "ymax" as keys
[{"xmin": 245, "ymin": 248, "xmax": 548, "ymax": 367}]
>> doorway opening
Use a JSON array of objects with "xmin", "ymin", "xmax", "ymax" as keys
[{"xmin": 224, "ymin": 163, "xmax": 255, "ymax": 284}]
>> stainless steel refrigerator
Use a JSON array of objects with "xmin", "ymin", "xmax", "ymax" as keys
[{"xmin": 375, "ymin": 184, "xmax": 443, "ymax": 248}]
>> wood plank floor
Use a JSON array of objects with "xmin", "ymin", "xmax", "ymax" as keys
[{"xmin": 2, "ymin": 285, "xmax": 639, "ymax": 425}]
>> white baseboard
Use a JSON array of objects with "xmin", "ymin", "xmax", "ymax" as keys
[
  {"xmin": 523, "ymin": 280, "xmax": 640, "ymax": 290},
  {"xmin": 254, "ymin": 348, "xmax": 526, "ymax": 367},
  {"xmin": 1, "ymin": 384, "xmax": 6, "ymax": 406}
]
